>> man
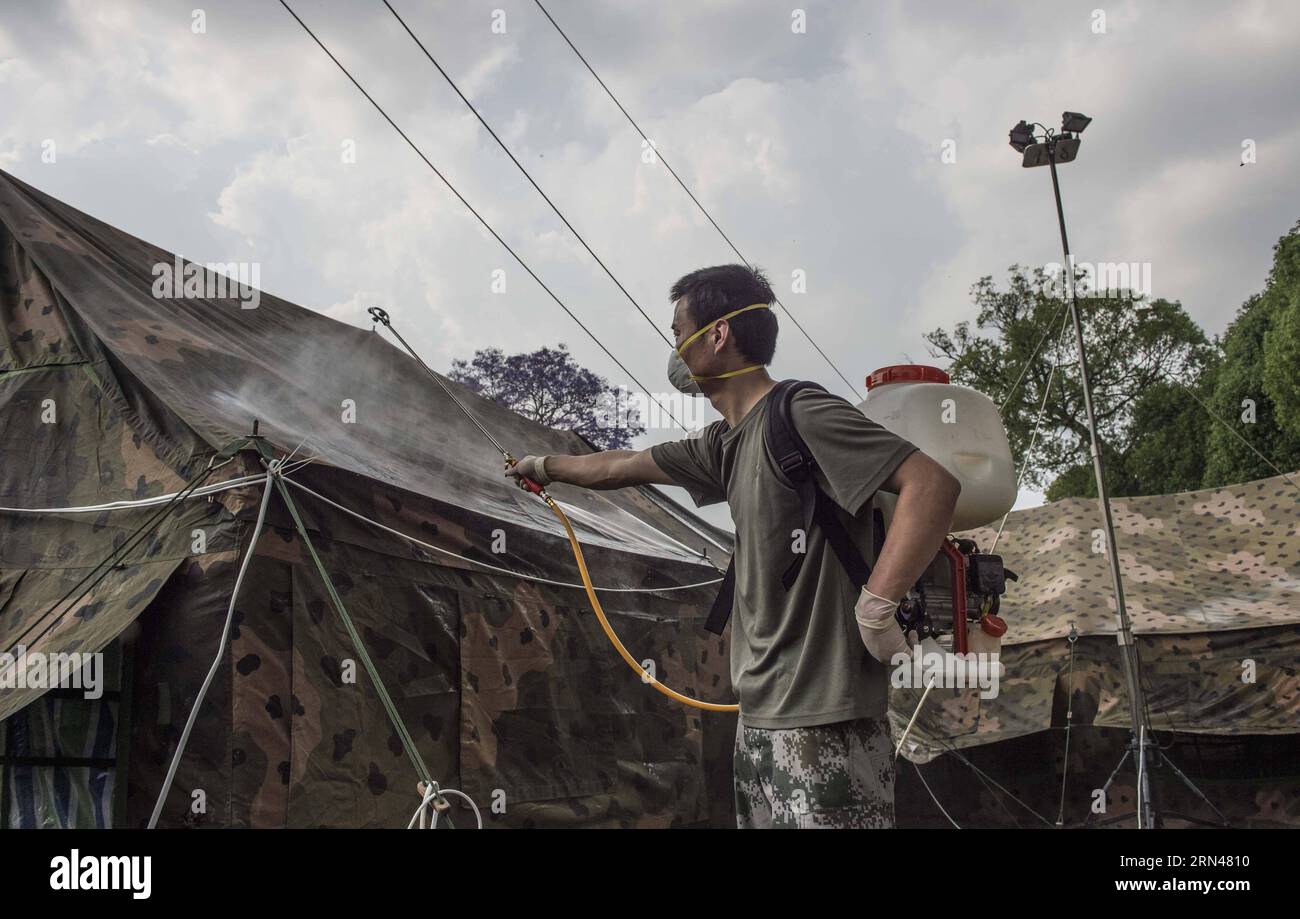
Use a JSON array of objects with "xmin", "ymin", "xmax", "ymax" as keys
[{"xmin": 507, "ymin": 264, "xmax": 960, "ymax": 828}]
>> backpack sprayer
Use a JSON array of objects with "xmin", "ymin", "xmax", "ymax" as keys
[
  {"xmin": 855, "ymin": 365, "xmax": 1021, "ymax": 756},
  {"xmin": 368, "ymin": 307, "xmax": 738, "ymax": 713},
  {"xmin": 859, "ymin": 365, "xmax": 1019, "ymax": 655},
  {"xmin": 895, "ymin": 535, "xmax": 1014, "ymax": 654},
  {"xmin": 705, "ymin": 376, "xmax": 1017, "ymax": 656}
]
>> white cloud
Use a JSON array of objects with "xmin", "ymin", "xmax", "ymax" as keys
[{"xmin": 2, "ymin": 0, "xmax": 1296, "ymax": 524}]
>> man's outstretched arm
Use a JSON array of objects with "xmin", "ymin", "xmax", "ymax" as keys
[{"xmin": 505, "ymin": 450, "xmax": 675, "ymax": 490}]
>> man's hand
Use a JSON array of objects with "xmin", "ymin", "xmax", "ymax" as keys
[
  {"xmin": 855, "ymin": 587, "xmax": 914, "ymax": 664},
  {"xmin": 505, "ymin": 454, "xmax": 551, "ymax": 488}
]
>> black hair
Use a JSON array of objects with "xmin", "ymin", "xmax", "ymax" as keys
[{"xmin": 670, "ymin": 264, "xmax": 778, "ymax": 364}]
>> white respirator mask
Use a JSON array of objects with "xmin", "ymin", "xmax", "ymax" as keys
[{"xmin": 668, "ymin": 302, "xmax": 771, "ymax": 394}]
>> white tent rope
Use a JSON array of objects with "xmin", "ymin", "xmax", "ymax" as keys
[
  {"xmin": 560, "ymin": 497, "xmax": 721, "ymax": 567},
  {"xmin": 1, "ymin": 465, "xmax": 722, "ymax": 594},
  {"xmin": 409, "ymin": 785, "xmax": 482, "ymax": 830},
  {"xmin": 990, "ymin": 308, "xmax": 1073, "ymax": 553},
  {"xmin": 0, "ymin": 472, "xmax": 271, "ymax": 514},
  {"xmin": 0, "ymin": 457, "xmax": 317, "ymax": 515},
  {"xmin": 147, "ymin": 464, "xmax": 277, "ymax": 829},
  {"xmin": 283, "ymin": 478, "xmax": 724, "ymax": 595},
  {"xmin": 910, "ymin": 759, "xmax": 961, "ymax": 829}
]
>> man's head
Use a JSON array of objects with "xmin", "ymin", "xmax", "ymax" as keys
[{"xmin": 669, "ymin": 265, "xmax": 779, "ymax": 371}]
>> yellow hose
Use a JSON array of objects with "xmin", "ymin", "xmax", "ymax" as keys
[{"xmin": 545, "ymin": 496, "xmax": 739, "ymax": 713}]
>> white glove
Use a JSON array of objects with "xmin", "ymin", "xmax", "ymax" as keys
[
  {"xmin": 854, "ymin": 587, "xmax": 914, "ymax": 664},
  {"xmin": 506, "ymin": 454, "xmax": 551, "ymax": 487}
]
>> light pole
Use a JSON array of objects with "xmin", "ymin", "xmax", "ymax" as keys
[{"xmin": 1008, "ymin": 113, "xmax": 1223, "ymax": 828}]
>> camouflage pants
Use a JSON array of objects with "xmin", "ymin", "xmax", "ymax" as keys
[{"xmin": 734, "ymin": 716, "xmax": 895, "ymax": 828}]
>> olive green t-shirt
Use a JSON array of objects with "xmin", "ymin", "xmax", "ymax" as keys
[{"xmin": 651, "ymin": 386, "xmax": 917, "ymax": 729}]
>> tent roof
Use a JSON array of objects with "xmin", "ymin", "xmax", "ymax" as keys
[
  {"xmin": 889, "ymin": 471, "xmax": 1300, "ymax": 759},
  {"xmin": 0, "ymin": 169, "xmax": 730, "ymax": 564},
  {"xmin": 961, "ymin": 471, "xmax": 1300, "ymax": 642}
]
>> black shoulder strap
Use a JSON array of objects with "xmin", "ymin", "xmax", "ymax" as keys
[
  {"xmin": 768, "ymin": 380, "xmax": 828, "ymax": 590},
  {"xmin": 703, "ymin": 380, "xmax": 874, "ymax": 635},
  {"xmin": 703, "ymin": 558, "xmax": 735, "ymax": 635}
]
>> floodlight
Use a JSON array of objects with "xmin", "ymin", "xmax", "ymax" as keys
[
  {"xmin": 1008, "ymin": 120, "xmax": 1035, "ymax": 153},
  {"xmin": 1061, "ymin": 111, "xmax": 1092, "ymax": 133}
]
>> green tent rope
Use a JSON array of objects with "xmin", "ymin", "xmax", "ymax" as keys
[{"xmin": 267, "ymin": 461, "xmax": 455, "ymax": 825}]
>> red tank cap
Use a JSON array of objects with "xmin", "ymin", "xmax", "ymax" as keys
[
  {"xmin": 865, "ymin": 364, "xmax": 951, "ymax": 390},
  {"xmin": 980, "ymin": 614, "xmax": 1007, "ymax": 638}
]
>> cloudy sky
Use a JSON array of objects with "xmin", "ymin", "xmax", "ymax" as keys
[{"xmin": 2, "ymin": 0, "xmax": 1296, "ymax": 530}]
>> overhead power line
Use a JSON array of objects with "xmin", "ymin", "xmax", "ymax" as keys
[
  {"xmin": 532, "ymin": 0, "xmax": 865, "ymax": 402},
  {"xmin": 277, "ymin": 0, "xmax": 687, "ymax": 431},
  {"xmin": 383, "ymin": 0, "xmax": 672, "ymax": 351}
]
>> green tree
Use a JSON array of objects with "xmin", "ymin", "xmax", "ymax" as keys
[
  {"xmin": 925, "ymin": 266, "xmax": 1215, "ymax": 498},
  {"xmin": 1203, "ymin": 222, "xmax": 1300, "ymax": 486},
  {"xmin": 448, "ymin": 343, "xmax": 646, "ymax": 450},
  {"xmin": 1123, "ymin": 375, "xmax": 1216, "ymax": 494},
  {"xmin": 1262, "ymin": 222, "xmax": 1300, "ymax": 439}
]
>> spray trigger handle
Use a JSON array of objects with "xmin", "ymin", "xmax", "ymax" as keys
[{"xmin": 504, "ymin": 457, "xmax": 545, "ymax": 496}]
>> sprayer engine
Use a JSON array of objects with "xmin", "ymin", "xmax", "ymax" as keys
[{"xmin": 896, "ymin": 536, "xmax": 1017, "ymax": 653}]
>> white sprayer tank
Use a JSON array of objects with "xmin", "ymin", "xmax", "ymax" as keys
[{"xmin": 857, "ymin": 365, "xmax": 1017, "ymax": 531}]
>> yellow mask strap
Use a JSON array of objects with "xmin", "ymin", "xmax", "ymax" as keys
[
  {"xmin": 677, "ymin": 302, "xmax": 771, "ymax": 353},
  {"xmin": 692, "ymin": 364, "xmax": 765, "ymax": 382},
  {"xmin": 676, "ymin": 302, "xmax": 771, "ymax": 383}
]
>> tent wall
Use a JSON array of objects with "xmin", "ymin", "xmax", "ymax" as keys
[{"xmin": 123, "ymin": 463, "xmax": 736, "ymax": 828}]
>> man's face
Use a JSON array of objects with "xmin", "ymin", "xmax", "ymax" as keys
[{"xmin": 671, "ymin": 297, "xmax": 722, "ymax": 355}]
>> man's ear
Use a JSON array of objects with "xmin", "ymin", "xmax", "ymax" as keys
[{"xmin": 712, "ymin": 319, "xmax": 729, "ymax": 354}]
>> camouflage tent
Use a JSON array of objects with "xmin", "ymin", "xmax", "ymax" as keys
[
  {"xmin": 890, "ymin": 472, "xmax": 1300, "ymax": 827},
  {"xmin": 0, "ymin": 169, "xmax": 737, "ymax": 828}
]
